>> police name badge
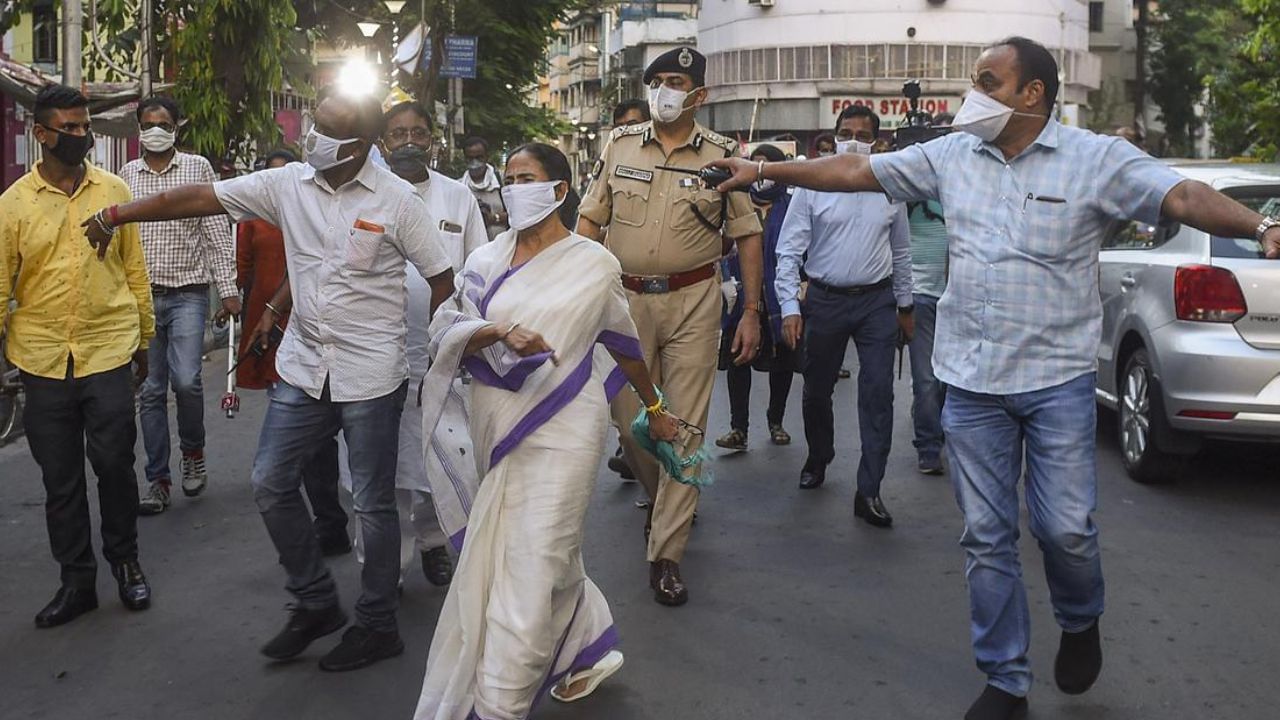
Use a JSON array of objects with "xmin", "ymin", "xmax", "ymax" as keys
[{"xmin": 615, "ymin": 165, "xmax": 654, "ymax": 183}]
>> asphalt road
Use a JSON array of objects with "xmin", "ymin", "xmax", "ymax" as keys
[{"xmin": 1, "ymin": 350, "xmax": 1278, "ymax": 720}]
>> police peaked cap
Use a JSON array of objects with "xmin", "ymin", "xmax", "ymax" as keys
[{"xmin": 643, "ymin": 46, "xmax": 706, "ymax": 87}]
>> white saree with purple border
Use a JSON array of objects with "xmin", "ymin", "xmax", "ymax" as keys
[{"xmin": 414, "ymin": 231, "xmax": 642, "ymax": 720}]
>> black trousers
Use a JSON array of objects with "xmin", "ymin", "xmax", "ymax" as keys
[
  {"xmin": 21, "ymin": 362, "xmax": 140, "ymax": 588},
  {"xmin": 726, "ymin": 359, "xmax": 794, "ymax": 433},
  {"xmin": 301, "ymin": 436, "xmax": 347, "ymax": 539}
]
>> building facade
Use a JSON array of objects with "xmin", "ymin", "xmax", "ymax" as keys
[{"xmin": 696, "ymin": 0, "xmax": 1102, "ymax": 151}]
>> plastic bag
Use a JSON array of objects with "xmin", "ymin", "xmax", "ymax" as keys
[{"xmin": 629, "ymin": 390, "xmax": 714, "ymax": 488}]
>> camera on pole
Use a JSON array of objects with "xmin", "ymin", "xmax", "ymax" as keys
[{"xmin": 894, "ymin": 80, "xmax": 951, "ymax": 149}]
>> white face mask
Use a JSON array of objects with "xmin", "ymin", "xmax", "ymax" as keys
[
  {"xmin": 501, "ymin": 181, "xmax": 565, "ymax": 231},
  {"xmin": 818, "ymin": 150, "xmax": 836, "ymax": 157},
  {"xmin": 836, "ymin": 139, "xmax": 873, "ymax": 156},
  {"xmin": 139, "ymin": 126, "xmax": 176, "ymax": 153},
  {"xmin": 304, "ymin": 128, "xmax": 359, "ymax": 171},
  {"xmin": 951, "ymin": 89, "xmax": 1043, "ymax": 143},
  {"xmin": 648, "ymin": 84, "xmax": 699, "ymax": 124}
]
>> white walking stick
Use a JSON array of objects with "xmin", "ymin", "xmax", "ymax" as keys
[{"xmin": 221, "ymin": 316, "xmax": 240, "ymax": 419}]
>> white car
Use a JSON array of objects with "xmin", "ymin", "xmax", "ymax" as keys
[{"xmin": 1096, "ymin": 161, "xmax": 1280, "ymax": 482}]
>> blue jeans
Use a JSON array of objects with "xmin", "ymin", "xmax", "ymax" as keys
[
  {"xmin": 251, "ymin": 380, "xmax": 407, "ymax": 633},
  {"xmin": 908, "ymin": 294, "xmax": 946, "ymax": 462},
  {"xmin": 139, "ymin": 289, "xmax": 209, "ymax": 483},
  {"xmin": 942, "ymin": 372, "xmax": 1104, "ymax": 696},
  {"xmin": 801, "ymin": 285, "xmax": 897, "ymax": 497}
]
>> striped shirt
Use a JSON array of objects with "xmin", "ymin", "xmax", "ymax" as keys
[
  {"xmin": 120, "ymin": 152, "xmax": 236, "ymax": 298},
  {"xmin": 907, "ymin": 200, "xmax": 948, "ymax": 299},
  {"xmin": 870, "ymin": 120, "xmax": 1184, "ymax": 394}
]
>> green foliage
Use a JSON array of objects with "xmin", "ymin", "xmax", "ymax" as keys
[{"xmin": 1147, "ymin": 0, "xmax": 1248, "ymax": 156}]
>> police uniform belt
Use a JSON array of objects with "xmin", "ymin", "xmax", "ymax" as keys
[
  {"xmin": 622, "ymin": 263, "xmax": 717, "ymax": 294},
  {"xmin": 808, "ymin": 277, "xmax": 892, "ymax": 296}
]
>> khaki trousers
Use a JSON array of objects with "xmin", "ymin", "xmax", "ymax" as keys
[{"xmin": 611, "ymin": 277, "xmax": 720, "ymax": 563}]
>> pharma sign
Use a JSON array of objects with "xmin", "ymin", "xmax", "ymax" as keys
[{"xmin": 822, "ymin": 96, "xmax": 962, "ymax": 130}]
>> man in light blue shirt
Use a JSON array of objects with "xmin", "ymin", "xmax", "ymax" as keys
[
  {"xmin": 709, "ymin": 36, "xmax": 1280, "ymax": 720},
  {"xmin": 905, "ymin": 198, "xmax": 949, "ymax": 475},
  {"xmin": 775, "ymin": 105, "xmax": 913, "ymax": 531}
]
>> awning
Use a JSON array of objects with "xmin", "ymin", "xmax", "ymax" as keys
[{"xmin": 0, "ymin": 56, "xmax": 173, "ymax": 136}]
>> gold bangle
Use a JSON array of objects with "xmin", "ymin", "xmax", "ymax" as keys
[
  {"xmin": 501, "ymin": 322, "xmax": 520, "ymax": 339},
  {"xmin": 645, "ymin": 399, "xmax": 665, "ymax": 415}
]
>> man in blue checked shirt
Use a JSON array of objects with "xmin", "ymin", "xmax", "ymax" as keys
[{"xmin": 708, "ymin": 36, "xmax": 1280, "ymax": 720}]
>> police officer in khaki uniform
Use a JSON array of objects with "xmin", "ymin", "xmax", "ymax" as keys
[{"xmin": 578, "ymin": 47, "xmax": 764, "ymax": 607}]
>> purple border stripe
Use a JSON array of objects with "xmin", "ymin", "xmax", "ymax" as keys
[
  {"xmin": 597, "ymin": 329, "xmax": 643, "ymax": 360},
  {"xmin": 463, "ymin": 351, "xmax": 551, "ymax": 392},
  {"xmin": 479, "ymin": 262, "xmax": 527, "ymax": 318},
  {"xmin": 488, "ymin": 348, "xmax": 594, "ymax": 469},
  {"xmin": 604, "ymin": 366, "xmax": 627, "ymax": 402},
  {"xmin": 449, "ymin": 527, "xmax": 466, "ymax": 553}
]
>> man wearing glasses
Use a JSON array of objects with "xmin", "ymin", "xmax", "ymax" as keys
[{"xmin": 120, "ymin": 96, "xmax": 240, "ymax": 515}]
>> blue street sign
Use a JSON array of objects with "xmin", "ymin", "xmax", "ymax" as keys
[{"xmin": 440, "ymin": 35, "xmax": 478, "ymax": 79}]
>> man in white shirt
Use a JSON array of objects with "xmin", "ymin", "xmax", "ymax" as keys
[
  {"xmin": 83, "ymin": 93, "xmax": 455, "ymax": 673},
  {"xmin": 339, "ymin": 92, "xmax": 487, "ymax": 588},
  {"xmin": 459, "ymin": 135, "xmax": 507, "ymax": 240}
]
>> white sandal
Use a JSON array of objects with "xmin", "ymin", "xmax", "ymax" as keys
[{"xmin": 550, "ymin": 650, "xmax": 624, "ymax": 703}]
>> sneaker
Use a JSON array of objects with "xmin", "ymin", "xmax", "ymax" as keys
[
  {"xmin": 1055, "ymin": 620, "xmax": 1103, "ymax": 695},
  {"xmin": 318, "ymin": 625, "xmax": 404, "ymax": 672},
  {"xmin": 918, "ymin": 456, "xmax": 945, "ymax": 475},
  {"xmin": 138, "ymin": 481, "xmax": 171, "ymax": 515},
  {"xmin": 606, "ymin": 446, "xmax": 636, "ymax": 481},
  {"xmin": 261, "ymin": 604, "xmax": 348, "ymax": 660},
  {"xmin": 714, "ymin": 428, "xmax": 748, "ymax": 451},
  {"xmin": 768, "ymin": 424, "xmax": 791, "ymax": 446},
  {"xmin": 180, "ymin": 451, "xmax": 208, "ymax": 497},
  {"xmin": 317, "ymin": 531, "xmax": 353, "ymax": 558}
]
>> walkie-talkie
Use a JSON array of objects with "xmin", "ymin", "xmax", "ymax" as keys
[{"xmin": 656, "ymin": 165, "xmax": 746, "ymax": 192}]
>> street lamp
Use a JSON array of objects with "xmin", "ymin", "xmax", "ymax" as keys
[
  {"xmin": 357, "ymin": 21, "xmax": 381, "ymax": 38},
  {"xmin": 383, "ymin": 0, "xmax": 407, "ymax": 12}
]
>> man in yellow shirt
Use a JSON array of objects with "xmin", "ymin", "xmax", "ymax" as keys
[{"xmin": 0, "ymin": 85, "xmax": 155, "ymax": 628}]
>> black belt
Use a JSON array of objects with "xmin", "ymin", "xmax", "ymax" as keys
[
  {"xmin": 808, "ymin": 277, "xmax": 892, "ymax": 296},
  {"xmin": 151, "ymin": 283, "xmax": 209, "ymax": 296}
]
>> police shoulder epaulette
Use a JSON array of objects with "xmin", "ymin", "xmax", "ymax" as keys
[
  {"xmin": 700, "ymin": 130, "xmax": 736, "ymax": 152},
  {"xmin": 612, "ymin": 122, "xmax": 649, "ymax": 141}
]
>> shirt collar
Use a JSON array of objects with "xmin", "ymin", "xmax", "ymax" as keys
[
  {"xmin": 139, "ymin": 151, "xmax": 182, "ymax": 175},
  {"xmin": 641, "ymin": 122, "xmax": 703, "ymax": 151},
  {"xmin": 300, "ymin": 153, "xmax": 379, "ymax": 193},
  {"xmin": 970, "ymin": 118, "xmax": 1061, "ymax": 161},
  {"xmin": 31, "ymin": 160, "xmax": 104, "ymax": 196}
]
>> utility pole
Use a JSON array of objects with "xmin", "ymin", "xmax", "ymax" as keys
[
  {"xmin": 1134, "ymin": 0, "xmax": 1148, "ymax": 131},
  {"xmin": 139, "ymin": 0, "xmax": 153, "ymax": 97},
  {"xmin": 62, "ymin": 0, "xmax": 82, "ymax": 87}
]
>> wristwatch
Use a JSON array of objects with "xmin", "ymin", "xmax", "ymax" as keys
[
  {"xmin": 897, "ymin": 305, "xmax": 915, "ymax": 315},
  {"xmin": 1257, "ymin": 216, "xmax": 1280, "ymax": 242}
]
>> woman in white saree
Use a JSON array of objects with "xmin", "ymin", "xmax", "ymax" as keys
[{"xmin": 414, "ymin": 144, "xmax": 678, "ymax": 720}]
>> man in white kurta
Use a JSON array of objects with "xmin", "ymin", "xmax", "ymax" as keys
[{"xmin": 341, "ymin": 96, "xmax": 488, "ymax": 586}]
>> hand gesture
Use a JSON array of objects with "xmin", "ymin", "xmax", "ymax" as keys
[
  {"xmin": 648, "ymin": 411, "xmax": 680, "ymax": 443},
  {"xmin": 214, "ymin": 296, "xmax": 243, "ymax": 325},
  {"xmin": 704, "ymin": 157, "xmax": 761, "ymax": 193},
  {"xmin": 81, "ymin": 211, "xmax": 115, "ymax": 261},
  {"xmin": 782, "ymin": 315, "xmax": 804, "ymax": 350},
  {"xmin": 731, "ymin": 312, "xmax": 761, "ymax": 366},
  {"xmin": 501, "ymin": 324, "xmax": 559, "ymax": 366}
]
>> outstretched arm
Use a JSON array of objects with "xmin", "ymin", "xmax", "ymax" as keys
[
  {"xmin": 83, "ymin": 184, "xmax": 227, "ymax": 259},
  {"xmin": 1161, "ymin": 180, "xmax": 1280, "ymax": 258},
  {"xmin": 705, "ymin": 154, "xmax": 885, "ymax": 194}
]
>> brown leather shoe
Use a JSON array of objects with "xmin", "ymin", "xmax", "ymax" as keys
[{"xmin": 650, "ymin": 559, "xmax": 688, "ymax": 607}]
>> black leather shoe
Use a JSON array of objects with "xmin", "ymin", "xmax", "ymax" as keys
[
  {"xmin": 964, "ymin": 685, "xmax": 1027, "ymax": 720},
  {"xmin": 798, "ymin": 463, "xmax": 826, "ymax": 490},
  {"xmin": 317, "ymin": 531, "xmax": 353, "ymax": 558},
  {"xmin": 1055, "ymin": 620, "xmax": 1102, "ymax": 695},
  {"xmin": 853, "ymin": 492, "xmax": 893, "ymax": 528},
  {"xmin": 319, "ymin": 625, "xmax": 404, "ymax": 672},
  {"xmin": 650, "ymin": 559, "xmax": 688, "ymax": 607},
  {"xmin": 261, "ymin": 604, "xmax": 348, "ymax": 660},
  {"xmin": 111, "ymin": 559, "xmax": 151, "ymax": 611},
  {"xmin": 607, "ymin": 447, "xmax": 635, "ymax": 480},
  {"xmin": 34, "ymin": 586, "xmax": 98, "ymax": 628},
  {"xmin": 421, "ymin": 546, "xmax": 454, "ymax": 587}
]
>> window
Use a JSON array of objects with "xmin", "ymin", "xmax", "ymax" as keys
[
  {"xmin": 1103, "ymin": 220, "xmax": 1179, "ymax": 250},
  {"xmin": 33, "ymin": 0, "xmax": 58, "ymax": 65},
  {"xmin": 1089, "ymin": 2, "xmax": 1105, "ymax": 33}
]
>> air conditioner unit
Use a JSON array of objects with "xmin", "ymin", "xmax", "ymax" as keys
[{"xmin": 748, "ymin": 0, "xmax": 776, "ymax": 8}]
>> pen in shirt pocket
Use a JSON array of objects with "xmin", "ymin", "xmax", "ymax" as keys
[{"xmin": 1023, "ymin": 192, "xmax": 1067, "ymax": 211}]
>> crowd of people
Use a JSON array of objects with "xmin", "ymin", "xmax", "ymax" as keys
[{"xmin": 2, "ymin": 33, "xmax": 1279, "ymax": 720}]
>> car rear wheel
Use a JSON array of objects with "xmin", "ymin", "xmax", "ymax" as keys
[{"xmin": 1119, "ymin": 348, "xmax": 1183, "ymax": 483}]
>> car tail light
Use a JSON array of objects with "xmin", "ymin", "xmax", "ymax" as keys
[
  {"xmin": 1176, "ymin": 409, "xmax": 1237, "ymax": 420},
  {"xmin": 1174, "ymin": 265, "xmax": 1247, "ymax": 322}
]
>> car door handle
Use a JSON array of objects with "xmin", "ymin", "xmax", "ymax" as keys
[{"xmin": 1120, "ymin": 274, "xmax": 1137, "ymax": 289}]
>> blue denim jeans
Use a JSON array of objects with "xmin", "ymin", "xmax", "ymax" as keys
[
  {"xmin": 139, "ymin": 289, "xmax": 209, "ymax": 483},
  {"xmin": 908, "ymin": 294, "xmax": 946, "ymax": 463},
  {"xmin": 942, "ymin": 372, "xmax": 1104, "ymax": 696},
  {"xmin": 251, "ymin": 380, "xmax": 407, "ymax": 633}
]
